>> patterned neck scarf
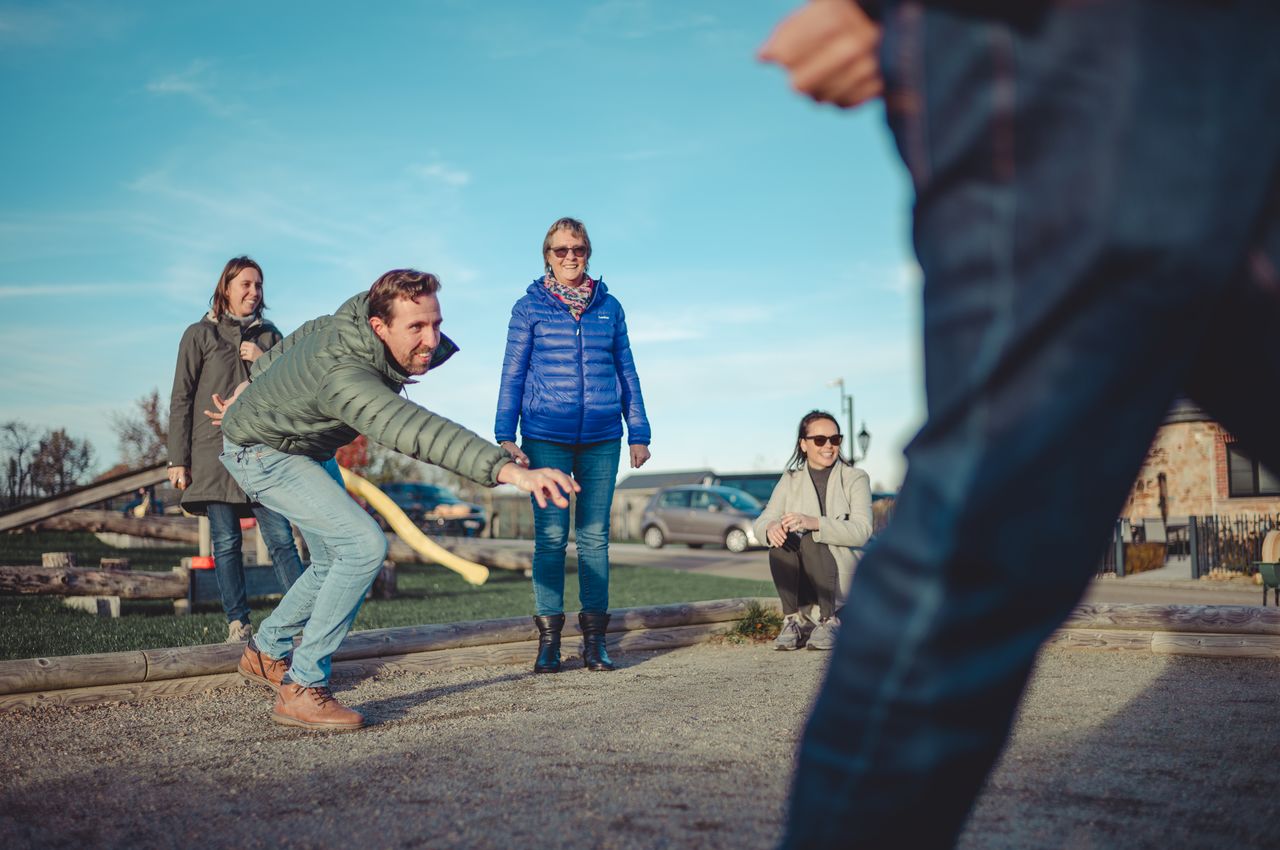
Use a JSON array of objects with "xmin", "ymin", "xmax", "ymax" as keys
[{"xmin": 543, "ymin": 273, "xmax": 595, "ymax": 321}]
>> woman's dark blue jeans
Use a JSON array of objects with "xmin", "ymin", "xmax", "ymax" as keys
[
  {"xmin": 206, "ymin": 502, "xmax": 306, "ymax": 625},
  {"xmin": 783, "ymin": 2, "xmax": 1280, "ymax": 848},
  {"xmin": 522, "ymin": 438, "xmax": 621, "ymax": 616}
]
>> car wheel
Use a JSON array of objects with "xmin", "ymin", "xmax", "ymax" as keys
[
  {"xmin": 643, "ymin": 526, "xmax": 665, "ymax": 549},
  {"xmin": 725, "ymin": 528, "xmax": 749, "ymax": 553}
]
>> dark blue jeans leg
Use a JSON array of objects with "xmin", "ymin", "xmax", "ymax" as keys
[
  {"xmin": 206, "ymin": 502, "xmax": 249, "ymax": 625},
  {"xmin": 251, "ymin": 503, "xmax": 306, "ymax": 590},
  {"xmin": 783, "ymin": 2, "xmax": 1280, "ymax": 848},
  {"xmin": 523, "ymin": 439, "xmax": 574, "ymax": 616},
  {"xmin": 572, "ymin": 440, "xmax": 621, "ymax": 614}
]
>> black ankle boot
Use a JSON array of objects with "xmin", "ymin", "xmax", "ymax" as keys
[
  {"xmin": 579, "ymin": 612, "xmax": 617, "ymax": 671},
  {"xmin": 533, "ymin": 614, "xmax": 565, "ymax": 674}
]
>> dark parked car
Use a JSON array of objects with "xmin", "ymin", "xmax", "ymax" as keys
[
  {"xmin": 640, "ymin": 485, "xmax": 763, "ymax": 553},
  {"xmin": 367, "ymin": 481, "xmax": 486, "ymax": 537}
]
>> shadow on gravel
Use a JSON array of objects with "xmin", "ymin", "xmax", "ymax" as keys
[
  {"xmin": 960, "ymin": 652, "xmax": 1280, "ymax": 850},
  {"xmin": 348, "ymin": 670, "xmax": 530, "ymax": 723}
]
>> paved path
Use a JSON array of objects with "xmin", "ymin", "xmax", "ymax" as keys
[{"xmin": 585, "ymin": 540, "xmax": 1268, "ymax": 606}]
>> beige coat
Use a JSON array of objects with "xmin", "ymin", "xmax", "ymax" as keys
[{"xmin": 752, "ymin": 463, "xmax": 873, "ymax": 606}]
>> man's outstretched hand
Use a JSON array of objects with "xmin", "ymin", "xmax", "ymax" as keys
[
  {"xmin": 203, "ymin": 380, "xmax": 249, "ymax": 428},
  {"xmin": 759, "ymin": 0, "xmax": 883, "ymax": 109},
  {"xmin": 497, "ymin": 463, "xmax": 580, "ymax": 508}
]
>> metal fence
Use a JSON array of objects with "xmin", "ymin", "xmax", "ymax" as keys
[
  {"xmin": 1100, "ymin": 513, "xmax": 1280, "ymax": 578},
  {"xmin": 1193, "ymin": 513, "xmax": 1280, "ymax": 577}
]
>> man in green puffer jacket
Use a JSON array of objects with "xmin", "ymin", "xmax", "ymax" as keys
[{"xmin": 216, "ymin": 268, "xmax": 577, "ymax": 731}]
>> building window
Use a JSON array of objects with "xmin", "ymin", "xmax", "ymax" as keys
[{"xmin": 1227, "ymin": 444, "xmax": 1280, "ymax": 497}]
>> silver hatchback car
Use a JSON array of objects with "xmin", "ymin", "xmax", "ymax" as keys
[{"xmin": 640, "ymin": 485, "xmax": 763, "ymax": 553}]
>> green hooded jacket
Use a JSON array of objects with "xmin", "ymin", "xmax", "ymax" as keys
[{"xmin": 221, "ymin": 292, "xmax": 510, "ymax": 487}]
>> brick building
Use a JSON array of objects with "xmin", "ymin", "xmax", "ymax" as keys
[{"xmin": 1122, "ymin": 397, "xmax": 1280, "ymax": 521}]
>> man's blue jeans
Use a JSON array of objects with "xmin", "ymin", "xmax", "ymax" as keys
[
  {"xmin": 784, "ymin": 2, "xmax": 1280, "ymax": 848},
  {"xmin": 522, "ymin": 438, "xmax": 621, "ymax": 615},
  {"xmin": 206, "ymin": 502, "xmax": 305, "ymax": 626},
  {"xmin": 220, "ymin": 439, "xmax": 386, "ymax": 687}
]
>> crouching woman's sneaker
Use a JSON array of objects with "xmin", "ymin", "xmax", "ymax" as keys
[
  {"xmin": 806, "ymin": 615, "xmax": 840, "ymax": 651},
  {"xmin": 773, "ymin": 613, "xmax": 815, "ymax": 651},
  {"xmin": 273, "ymin": 683, "xmax": 365, "ymax": 730}
]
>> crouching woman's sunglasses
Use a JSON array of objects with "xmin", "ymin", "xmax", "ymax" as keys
[{"xmin": 804, "ymin": 434, "xmax": 843, "ymax": 447}]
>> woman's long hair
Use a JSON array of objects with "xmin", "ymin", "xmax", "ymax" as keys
[
  {"xmin": 209, "ymin": 256, "xmax": 266, "ymax": 318},
  {"xmin": 785, "ymin": 409, "xmax": 849, "ymax": 471}
]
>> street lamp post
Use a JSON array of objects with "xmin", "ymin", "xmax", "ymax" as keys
[{"xmin": 829, "ymin": 378, "xmax": 871, "ymax": 464}]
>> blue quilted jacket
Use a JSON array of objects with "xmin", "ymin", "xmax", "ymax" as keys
[{"xmin": 495, "ymin": 277, "xmax": 651, "ymax": 447}]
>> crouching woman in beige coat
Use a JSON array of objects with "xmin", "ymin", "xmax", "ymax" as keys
[{"xmin": 753, "ymin": 410, "xmax": 873, "ymax": 651}]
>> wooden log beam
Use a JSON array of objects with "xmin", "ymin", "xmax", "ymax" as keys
[
  {"xmin": 18, "ymin": 509, "xmax": 529, "ymax": 571},
  {"xmin": 0, "ymin": 463, "xmax": 168, "ymax": 532},
  {"xmin": 0, "ymin": 623, "xmax": 733, "ymax": 712},
  {"xmin": 0, "ymin": 565, "xmax": 188, "ymax": 600},
  {"xmin": 1063, "ymin": 602, "xmax": 1280, "ymax": 636},
  {"xmin": 24, "ymin": 509, "xmax": 199, "ymax": 544},
  {"xmin": 0, "ymin": 597, "xmax": 773, "ymax": 697}
]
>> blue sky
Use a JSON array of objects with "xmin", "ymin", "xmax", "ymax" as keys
[{"xmin": 0, "ymin": 0, "xmax": 922, "ymax": 491}]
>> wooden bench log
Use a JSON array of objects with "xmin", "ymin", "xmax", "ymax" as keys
[
  {"xmin": 0, "ymin": 565, "xmax": 188, "ymax": 600},
  {"xmin": 27, "ymin": 510, "xmax": 199, "ymax": 544},
  {"xmin": 0, "ymin": 597, "xmax": 777, "ymax": 698},
  {"xmin": 20, "ymin": 509, "xmax": 533, "ymax": 571},
  {"xmin": 1064, "ymin": 602, "xmax": 1280, "ymax": 636},
  {"xmin": 0, "ymin": 622, "xmax": 735, "ymax": 712}
]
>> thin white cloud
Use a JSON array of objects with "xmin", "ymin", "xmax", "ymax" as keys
[
  {"xmin": 630, "ymin": 324, "xmax": 701, "ymax": 344},
  {"xmin": 584, "ymin": 2, "xmax": 717, "ymax": 40},
  {"xmin": 612, "ymin": 142, "xmax": 705, "ymax": 162},
  {"xmin": 626, "ymin": 303, "xmax": 769, "ymax": 343},
  {"xmin": 145, "ymin": 60, "xmax": 236, "ymax": 117},
  {"xmin": 126, "ymin": 169, "xmax": 342, "ymax": 249},
  {"xmin": 0, "ymin": 3, "xmax": 129, "ymax": 44},
  {"xmin": 410, "ymin": 162, "xmax": 472, "ymax": 187},
  {"xmin": 0, "ymin": 282, "xmax": 155, "ymax": 298}
]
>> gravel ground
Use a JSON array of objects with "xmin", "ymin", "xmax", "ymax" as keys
[{"xmin": 2, "ymin": 644, "xmax": 1276, "ymax": 850}]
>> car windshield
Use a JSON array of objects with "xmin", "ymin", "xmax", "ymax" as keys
[{"xmin": 714, "ymin": 487, "xmax": 761, "ymax": 511}]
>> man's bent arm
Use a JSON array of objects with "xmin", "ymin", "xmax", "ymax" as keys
[{"xmin": 318, "ymin": 366, "xmax": 509, "ymax": 486}]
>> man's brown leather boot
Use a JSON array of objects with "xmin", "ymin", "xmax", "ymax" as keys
[
  {"xmin": 238, "ymin": 642, "xmax": 289, "ymax": 692},
  {"xmin": 272, "ymin": 683, "xmax": 365, "ymax": 730}
]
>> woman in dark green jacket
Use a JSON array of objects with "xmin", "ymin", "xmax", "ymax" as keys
[{"xmin": 166, "ymin": 256, "xmax": 305, "ymax": 643}]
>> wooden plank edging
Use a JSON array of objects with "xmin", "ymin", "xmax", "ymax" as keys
[
  {"xmin": 1063, "ymin": 603, "xmax": 1280, "ymax": 636},
  {"xmin": 0, "ymin": 621, "xmax": 732, "ymax": 712},
  {"xmin": 0, "ymin": 597, "xmax": 777, "ymax": 699}
]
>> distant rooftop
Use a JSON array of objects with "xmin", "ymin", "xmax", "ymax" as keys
[{"xmin": 616, "ymin": 469, "xmax": 714, "ymax": 491}]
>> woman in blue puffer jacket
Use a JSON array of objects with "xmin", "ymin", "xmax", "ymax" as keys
[{"xmin": 495, "ymin": 216, "xmax": 652, "ymax": 674}]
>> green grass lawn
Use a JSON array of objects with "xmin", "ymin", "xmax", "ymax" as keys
[{"xmin": 0, "ymin": 532, "xmax": 775, "ymax": 661}]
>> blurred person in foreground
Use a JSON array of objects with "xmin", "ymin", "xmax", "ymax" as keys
[
  {"xmin": 761, "ymin": 1, "xmax": 1280, "ymax": 847},
  {"xmin": 495, "ymin": 217, "xmax": 651, "ymax": 674},
  {"xmin": 167, "ymin": 256, "xmax": 305, "ymax": 644},
  {"xmin": 754, "ymin": 410, "xmax": 872, "ymax": 652},
  {"xmin": 215, "ymin": 269, "xmax": 578, "ymax": 730}
]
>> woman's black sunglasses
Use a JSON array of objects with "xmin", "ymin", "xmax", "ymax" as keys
[{"xmin": 804, "ymin": 434, "xmax": 843, "ymax": 447}]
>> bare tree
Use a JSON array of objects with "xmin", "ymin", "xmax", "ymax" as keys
[
  {"xmin": 112, "ymin": 389, "xmax": 168, "ymax": 468},
  {"xmin": 1, "ymin": 420, "xmax": 40, "ymax": 508},
  {"xmin": 30, "ymin": 429, "xmax": 95, "ymax": 496}
]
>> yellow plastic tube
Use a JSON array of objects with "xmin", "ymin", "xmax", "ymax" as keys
[{"xmin": 338, "ymin": 466, "xmax": 489, "ymax": 586}]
